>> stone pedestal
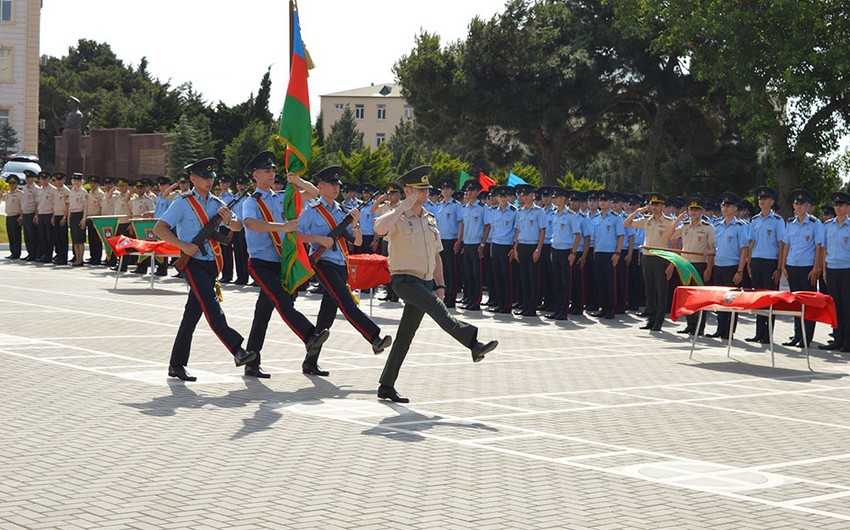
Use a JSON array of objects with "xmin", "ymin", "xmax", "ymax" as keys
[{"xmin": 59, "ymin": 128, "xmax": 84, "ymax": 175}]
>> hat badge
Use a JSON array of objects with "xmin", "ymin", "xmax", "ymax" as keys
[
  {"xmin": 651, "ymin": 195, "xmax": 658, "ymax": 202},
  {"xmin": 206, "ymin": 165, "xmax": 212, "ymax": 171}
]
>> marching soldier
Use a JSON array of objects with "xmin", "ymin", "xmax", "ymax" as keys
[
  {"xmin": 1, "ymin": 174, "xmax": 24, "ymax": 259},
  {"xmin": 153, "ymin": 157, "xmax": 257, "ymax": 381},
  {"xmin": 665, "ymin": 196, "xmax": 716, "ymax": 335},
  {"xmin": 297, "ymin": 165, "xmax": 393, "ymax": 376},
  {"xmin": 240, "ymin": 151, "xmax": 333, "ymax": 378},
  {"xmin": 373, "ymin": 165, "xmax": 498, "ymax": 403}
]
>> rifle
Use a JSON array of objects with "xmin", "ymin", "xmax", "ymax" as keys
[
  {"xmin": 174, "ymin": 187, "xmax": 253, "ymax": 272},
  {"xmin": 309, "ymin": 200, "xmax": 368, "ymax": 264}
]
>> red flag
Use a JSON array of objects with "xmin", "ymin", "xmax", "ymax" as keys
[{"xmin": 478, "ymin": 170, "xmax": 497, "ymax": 191}]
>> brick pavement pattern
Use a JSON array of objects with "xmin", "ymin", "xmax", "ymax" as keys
[{"xmin": 2, "ymin": 259, "xmax": 850, "ymax": 529}]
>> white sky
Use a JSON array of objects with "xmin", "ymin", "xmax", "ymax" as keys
[{"xmin": 40, "ymin": 0, "xmax": 507, "ymax": 120}]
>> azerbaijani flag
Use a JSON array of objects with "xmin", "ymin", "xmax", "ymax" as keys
[
  {"xmin": 278, "ymin": 4, "xmax": 314, "ymax": 293},
  {"xmin": 478, "ymin": 170, "xmax": 497, "ymax": 191},
  {"xmin": 646, "ymin": 249, "xmax": 705, "ymax": 286}
]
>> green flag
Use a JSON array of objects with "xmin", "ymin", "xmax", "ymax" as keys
[
  {"xmin": 646, "ymin": 249, "xmax": 705, "ymax": 286},
  {"xmin": 458, "ymin": 170, "xmax": 471, "ymax": 190},
  {"xmin": 89, "ymin": 215, "xmax": 123, "ymax": 259}
]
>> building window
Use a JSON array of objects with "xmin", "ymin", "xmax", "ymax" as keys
[
  {"xmin": 0, "ymin": 0, "xmax": 11, "ymax": 22},
  {"xmin": 0, "ymin": 47, "xmax": 12, "ymax": 82},
  {"xmin": 376, "ymin": 133, "xmax": 385, "ymax": 146},
  {"xmin": 377, "ymin": 104, "xmax": 386, "ymax": 120},
  {"xmin": 334, "ymin": 103, "xmax": 344, "ymax": 111},
  {"xmin": 404, "ymin": 106, "xmax": 414, "ymax": 119},
  {"xmin": 0, "ymin": 108, "xmax": 10, "ymax": 127},
  {"xmin": 354, "ymin": 104, "xmax": 364, "ymax": 120}
]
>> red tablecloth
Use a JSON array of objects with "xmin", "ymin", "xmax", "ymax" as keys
[
  {"xmin": 671, "ymin": 286, "xmax": 838, "ymax": 327},
  {"xmin": 348, "ymin": 254, "xmax": 390, "ymax": 290},
  {"xmin": 107, "ymin": 235, "xmax": 181, "ymax": 258}
]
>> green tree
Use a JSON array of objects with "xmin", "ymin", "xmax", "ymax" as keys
[
  {"xmin": 0, "ymin": 123, "xmax": 19, "ymax": 162},
  {"xmin": 325, "ymin": 107, "xmax": 364, "ymax": 160},
  {"xmin": 605, "ymin": 0, "xmax": 849, "ymax": 199},
  {"xmin": 338, "ymin": 144, "xmax": 393, "ymax": 187},
  {"xmin": 165, "ymin": 115, "xmax": 200, "ymax": 179},
  {"xmin": 427, "ymin": 150, "xmax": 470, "ymax": 186},
  {"xmin": 222, "ymin": 120, "xmax": 272, "ymax": 177}
]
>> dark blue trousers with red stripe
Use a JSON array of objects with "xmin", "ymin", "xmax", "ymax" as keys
[
  {"xmin": 170, "ymin": 259, "xmax": 244, "ymax": 368},
  {"xmin": 594, "ymin": 251, "xmax": 617, "ymax": 317},
  {"xmin": 246, "ymin": 258, "xmax": 317, "ymax": 368},
  {"xmin": 313, "ymin": 260, "xmax": 381, "ymax": 361}
]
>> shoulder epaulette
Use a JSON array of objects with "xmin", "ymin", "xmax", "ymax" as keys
[
  {"xmin": 700, "ymin": 219, "xmax": 712, "ymax": 226},
  {"xmin": 509, "ymin": 204, "xmax": 518, "ymax": 211},
  {"xmin": 306, "ymin": 198, "xmax": 321, "ymax": 208},
  {"xmin": 180, "ymin": 191, "xmax": 193, "ymax": 198}
]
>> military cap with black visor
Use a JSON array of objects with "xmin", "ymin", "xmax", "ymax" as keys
[
  {"xmin": 312, "ymin": 165, "xmax": 345, "ymax": 184},
  {"xmin": 832, "ymin": 191, "xmax": 850, "ymax": 205},
  {"xmin": 789, "ymin": 188, "xmax": 816, "ymax": 204},
  {"xmin": 184, "ymin": 157, "xmax": 218, "ymax": 178},
  {"xmin": 754, "ymin": 186, "xmax": 778, "ymax": 200},
  {"xmin": 396, "ymin": 165, "xmax": 434, "ymax": 189}
]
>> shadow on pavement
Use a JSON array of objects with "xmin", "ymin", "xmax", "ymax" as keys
[
  {"xmin": 681, "ymin": 360, "xmax": 848, "ymax": 382},
  {"xmin": 360, "ymin": 401, "xmax": 499, "ymax": 443}
]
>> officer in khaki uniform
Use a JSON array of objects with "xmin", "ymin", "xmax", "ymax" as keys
[
  {"xmin": 67, "ymin": 173, "xmax": 88, "ymax": 266},
  {"xmin": 665, "ymin": 196, "xmax": 716, "ymax": 335},
  {"xmin": 1, "ymin": 174, "xmax": 24, "ymax": 259},
  {"xmin": 21, "ymin": 170, "xmax": 40, "ymax": 260},
  {"xmin": 624, "ymin": 192, "xmax": 676, "ymax": 331},
  {"xmin": 373, "ymin": 165, "xmax": 499, "ymax": 403}
]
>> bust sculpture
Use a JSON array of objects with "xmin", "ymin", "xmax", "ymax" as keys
[{"xmin": 63, "ymin": 96, "xmax": 84, "ymax": 131}]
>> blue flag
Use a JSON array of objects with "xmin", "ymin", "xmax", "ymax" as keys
[{"xmin": 507, "ymin": 172, "xmax": 527, "ymax": 187}]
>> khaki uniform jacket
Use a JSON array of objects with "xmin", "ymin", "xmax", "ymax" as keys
[
  {"xmin": 131, "ymin": 192, "xmax": 156, "ymax": 217},
  {"xmin": 631, "ymin": 213, "xmax": 676, "ymax": 253},
  {"xmin": 21, "ymin": 184, "xmax": 38, "ymax": 214},
  {"xmin": 2, "ymin": 188, "xmax": 24, "ymax": 215},
  {"xmin": 69, "ymin": 187, "xmax": 88, "ymax": 212},
  {"xmin": 672, "ymin": 219, "xmax": 717, "ymax": 263},
  {"xmin": 36, "ymin": 184, "xmax": 56, "ymax": 215},
  {"xmin": 86, "ymin": 188, "xmax": 105, "ymax": 216},
  {"xmin": 385, "ymin": 208, "xmax": 443, "ymax": 281},
  {"xmin": 53, "ymin": 185, "xmax": 70, "ymax": 215}
]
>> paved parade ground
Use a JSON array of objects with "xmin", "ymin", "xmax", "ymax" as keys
[{"xmin": 3, "ymin": 257, "xmax": 850, "ymax": 529}]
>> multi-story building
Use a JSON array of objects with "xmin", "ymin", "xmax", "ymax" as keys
[
  {"xmin": 0, "ymin": 0, "xmax": 40, "ymax": 156},
  {"xmin": 319, "ymin": 83, "xmax": 413, "ymax": 149}
]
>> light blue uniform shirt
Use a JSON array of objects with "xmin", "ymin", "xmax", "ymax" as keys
[
  {"xmin": 550, "ymin": 208, "xmax": 582, "ymax": 250},
  {"xmin": 713, "ymin": 217, "xmax": 749, "ymax": 267},
  {"xmin": 578, "ymin": 213, "xmax": 592, "ymax": 252},
  {"xmin": 593, "ymin": 210, "xmax": 625, "ymax": 252},
  {"xmin": 242, "ymin": 189, "xmax": 287, "ymax": 262},
  {"xmin": 632, "ymin": 213, "xmax": 646, "ymax": 247},
  {"xmin": 515, "ymin": 205, "xmax": 546, "ymax": 244},
  {"xmin": 159, "ymin": 190, "xmax": 235, "ymax": 262},
  {"xmin": 423, "ymin": 200, "xmax": 440, "ymax": 216},
  {"xmin": 436, "ymin": 199, "xmax": 463, "ymax": 239},
  {"xmin": 587, "ymin": 210, "xmax": 601, "ymax": 247},
  {"xmin": 541, "ymin": 206, "xmax": 556, "ymax": 244},
  {"xmin": 154, "ymin": 193, "xmax": 173, "ymax": 219},
  {"xmin": 219, "ymin": 189, "xmax": 236, "ymax": 205},
  {"xmin": 749, "ymin": 211, "xmax": 786, "ymax": 259},
  {"xmin": 359, "ymin": 199, "xmax": 376, "ymax": 236},
  {"xmin": 489, "ymin": 205, "xmax": 517, "ymax": 245},
  {"xmin": 461, "ymin": 201, "xmax": 488, "ymax": 244},
  {"xmin": 298, "ymin": 197, "xmax": 352, "ymax": 266},
  {"xmin": 485, "ymin": 206, "xmax": 495, "ymax": 243},
  {"xmin": 620, "ymin": 211, "xmax": 635, "ymax": 250},
  {"xmin": 783, "ymin": 214, "xmax": 824, "ymax": 267},
  {"xmin": 824, "ymin": 217, "xmax": 850, "ymax": 269}
]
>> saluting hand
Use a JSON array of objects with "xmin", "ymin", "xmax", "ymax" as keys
[
  {"xmin": 398, "ymin": 194, "xmax": 418, "ymax": 212},
  {"xmin": 375, "ymin": 193, "xmax": 387, "ymax": 204}
]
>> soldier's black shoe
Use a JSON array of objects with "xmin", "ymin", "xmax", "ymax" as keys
[
  {"xmin": 782, "ymin": 339, "xmax": 801, "ymax": 347},
  {"xmin": 24, "ymin": 256, "xmax": 36, "ymax": 261},
  {"xmin": 635, "ymin": 311, "xmax": 648, "ymax": 317},
  {"xmin": 305, "ymin": 329, "xmax": 330, "ymax": 356},
  {"xmin": 640, "ymin": 322, "xmax": 653, "ymax": 330},
  {"xmin": 372, "ymin": 335, "xmax": 392, "ymax": 354},
  {"xmin": 589, "ymin": 311, "xmax": 606, "ymax": 318},
  {"xmin": 744, "ymin": 336, "xmax": 763, "ymax": 343},
  {"xmin": 168, "ymin": 365, "xmax": 197, "ymax": 382},
  {"xmin": 232, "ymin": 348, "xmax": 257, "ymax": 366},
  {"xmin": 462, "ymin": 304, "xmax": 481, "ymax": 311},
  {"xmin": 302, "ymin": 363, "xmax": 329, "ymax": 376},
  {"xmin": 651, "ymin": 323, "xmax": 662, "ymax": 331},
  {"xmin": 677, "ymin": 327, "xmax": 695, "ymax": 335},
  {"xmin": 819, "ymin": 342, "xmax": 839, "ymax": 350},
  {"xmin": 377, "ymin": 385, "xmax": 409, "ymax": 403},
  {"xmin": 471, "ymin": 340, "xmax": 498, "ymax": 362},
  {"xmin": 244, "ymin": 366, "xmax": 271, "ymax": 378}
]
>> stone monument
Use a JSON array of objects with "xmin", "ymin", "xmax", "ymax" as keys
[{"xmin": 60, "ymin": 96, "xmax": 85, "ymax": 174}]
